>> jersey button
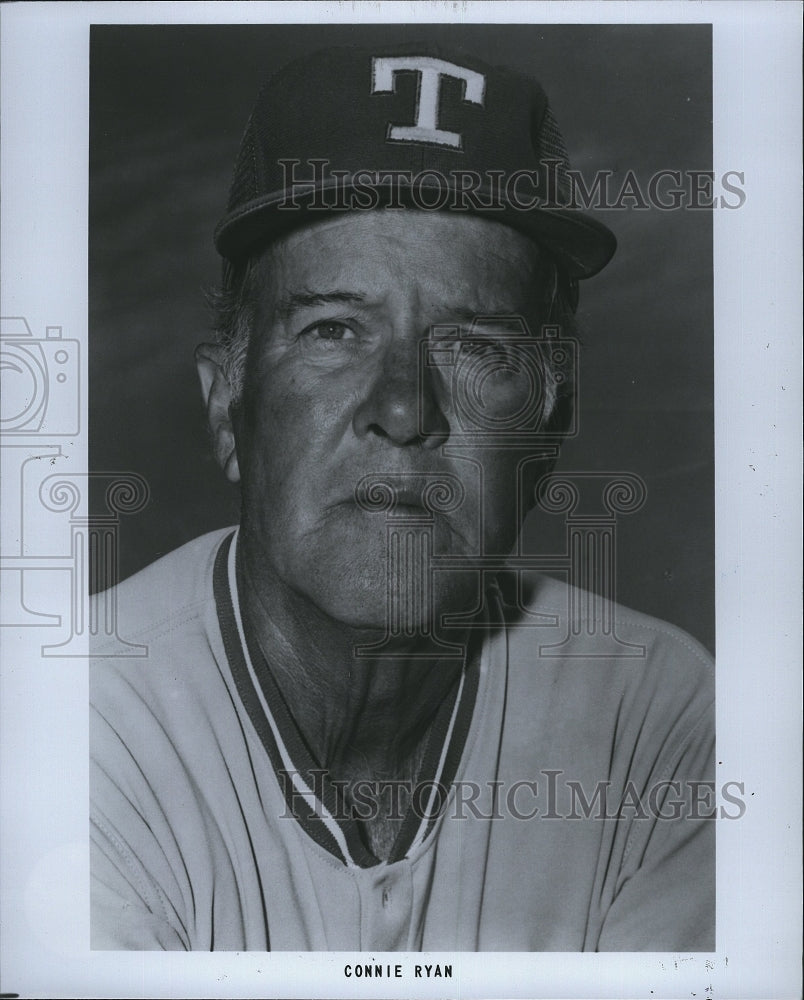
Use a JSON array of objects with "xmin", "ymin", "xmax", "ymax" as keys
[{"xmin": 382, "ymin": 887, "xmax": 391, "ymax": 907}]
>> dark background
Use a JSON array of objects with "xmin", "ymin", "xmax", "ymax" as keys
[{"xmin": 89, "ymin": 23, "xmax": 714, "ymax": 654}]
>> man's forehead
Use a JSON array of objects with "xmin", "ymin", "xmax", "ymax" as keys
[
  {"xmin": 251, "ymin": 211, "xmax": 545, "ymax": 316},
  {"xmin": 258, "ymin": 210, "xmax": 542, "ymax": 276}
]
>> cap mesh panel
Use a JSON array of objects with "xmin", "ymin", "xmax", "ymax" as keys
[
  {"xmin": 538, "ymin": 104, "xmax": 571, "ymax": 190},
  {"xmin": 228, "ymin": 118, "xmax": 259, "ymax": 211}
]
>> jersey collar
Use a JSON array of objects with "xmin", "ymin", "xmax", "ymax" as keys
[{"xmin": 213, "ymin": 529, "xmax": 480, "ymax": 869}]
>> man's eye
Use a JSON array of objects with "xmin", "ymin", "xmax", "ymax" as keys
[{"xmin": 305, "ymin": 321, "xmax": 356, "ymax": 341}]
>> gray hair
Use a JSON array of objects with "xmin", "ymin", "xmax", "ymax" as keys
[{"xmin": 207, "ymin": 256, "xmax": 259, "ymax": 400}]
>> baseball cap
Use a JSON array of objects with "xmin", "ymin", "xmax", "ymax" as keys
[{"xmin": 214, "ymin": 44, "xmax": 616, "ymax": 280}]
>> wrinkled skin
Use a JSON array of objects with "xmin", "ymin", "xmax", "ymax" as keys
[{"xmin": 225, "ymin": 210, "xmax": 551, "ymax": 631}]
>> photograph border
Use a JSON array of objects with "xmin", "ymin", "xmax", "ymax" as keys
[{"xmin": 1, "ymin": 2, "xmax": 801, "ymax": 998}]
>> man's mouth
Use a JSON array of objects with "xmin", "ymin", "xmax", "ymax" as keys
[{"xmin": 350, "ymin": 473, "xmax": 466, "ymax": 519}]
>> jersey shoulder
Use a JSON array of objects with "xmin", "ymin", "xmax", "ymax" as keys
[
  {"xmin": 90, "ymin": 526, "xmax": 234, "ymax": 653},
  {"xmin": 496, "ymin": 571, "xmax": 714, "ymax": 715},
  {"xmin": 89, "ymin": 526, "xmax": 236, "ymax": 728}
]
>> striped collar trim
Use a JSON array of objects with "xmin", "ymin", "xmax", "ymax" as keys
[{"xmin": 213, "ymin": 529, "xmax": 480, "ymax": 869}]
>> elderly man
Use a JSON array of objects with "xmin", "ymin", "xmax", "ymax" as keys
[{"xmin": 90, "ymin": 44, "xmax": 714, "ymax": 952}]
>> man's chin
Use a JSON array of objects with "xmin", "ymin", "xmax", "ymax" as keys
[
  {"xmin": 299, "ymin": 569, "xmax": 479, "ymax": 640},
  {"xmin": 264, "ymin": 514, "xmax": 484, "ymax": 632}
]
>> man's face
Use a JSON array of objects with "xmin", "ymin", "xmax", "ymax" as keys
[{"xmin": 234, "ymin": 210, "xmax": 551, "ymax": 629}]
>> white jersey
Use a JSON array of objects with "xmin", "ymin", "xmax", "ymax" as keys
[{"xmin": 90, "ymin": 528, "xmax": 714, "ymax": 951}]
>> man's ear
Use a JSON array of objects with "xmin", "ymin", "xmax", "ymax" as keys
[{"xmin": 195, "ymin": 343, "xmax": 241, "ymax": 484}]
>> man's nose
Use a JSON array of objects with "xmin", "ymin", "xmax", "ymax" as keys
[{"xmin": 352, "ymin": 337, "xmax": 449, "ymax": 448}]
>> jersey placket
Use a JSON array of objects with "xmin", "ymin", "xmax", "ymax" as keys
[{"xmin": 357, "ymin": 861, "xmax": 415, "ymax": 950}]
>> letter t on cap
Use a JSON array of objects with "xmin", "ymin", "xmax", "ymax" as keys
[{"xmin": 371, "ymin": 55, "xmax": 486, "ymax": 149}]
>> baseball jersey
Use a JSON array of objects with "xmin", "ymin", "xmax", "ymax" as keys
[{"xmin": 90, "ymin": 527, "xmax": 715, "ymax": 951}]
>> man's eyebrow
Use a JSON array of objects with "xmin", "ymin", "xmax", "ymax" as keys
[
  {"xmin": 442, "ymin": 305, "xmax": 485, "ymax": 323},
  {"xmin": 437, "ymin": 305, "xmax": 524, "ymax": 324},
  {"xmin": 275, "ymin": 290, "xmax": 366, "ymax": 318}
]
